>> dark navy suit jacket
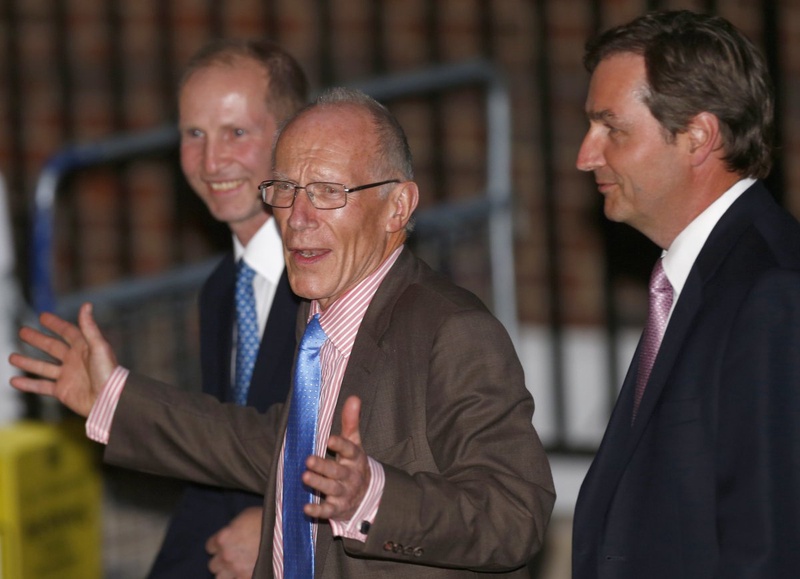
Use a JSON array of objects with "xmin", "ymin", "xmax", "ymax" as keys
[
  {"xmin": 572, "ymin": 182, "xmax": 800, "ymax": 578},
  {"xmin": 148, "ymin": 253, "xmax": 298, "ymax": 578}
]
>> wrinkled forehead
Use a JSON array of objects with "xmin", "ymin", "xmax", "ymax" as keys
[{"xmin": 274, "ymin": 106, "xmax": 377, "ymax": 178}]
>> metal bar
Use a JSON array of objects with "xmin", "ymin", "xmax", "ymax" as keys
[
  {"xmin": 31, "ymin": 127, "xmax": 179, "ymax": 312},
  {"xmin": 55, "ymin": 257, "xmax": 220, "ymax": 320},
  {"xmin": 534, "ymin": 0, "xmax": 567, "ymax": 448},
  {"xmin": 3, "ymin": 0, "xmax": 29, "ymax": 297},
  {"xmin": 762, "ymin": 0, "xmax": 785, "ymax": 204},
  {"xmin": 349, "ymin": 60, "xmax": 518, "ymax": 343},
  {"xmin": 317, "ymin": 0, "xmax": 335, "ymax": 86}
]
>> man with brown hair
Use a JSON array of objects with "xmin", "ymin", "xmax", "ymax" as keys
[{"xmin": 573, "ymin": 11, "xmax": 800, "ymax": 578}]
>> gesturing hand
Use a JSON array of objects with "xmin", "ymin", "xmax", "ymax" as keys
[
  {"xmin": 9, "ymin": 302, "xmax": 117, "ymax": 417},
  {"xmin": 302, "ymin": 395, "xmax": 371, "ymax": 522}
]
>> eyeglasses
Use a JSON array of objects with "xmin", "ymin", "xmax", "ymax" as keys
[{"xmin": 259, "ymin": 179, "xmax": 400, "ymax": 210}]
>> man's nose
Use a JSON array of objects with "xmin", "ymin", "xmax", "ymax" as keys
[
  {"xmin": 285, "ymin": 186, "xmax": 317, "ymax": 229},
  {"xmin": 576, "ymin": 130, "xmax": 603, "ymax": 172},
  {"xmin": 203, "ymin": 138, "xmax": 229, "ymax": 173}
]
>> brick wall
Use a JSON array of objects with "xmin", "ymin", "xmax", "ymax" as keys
[{"xmin": 2, "ymin": 0, "xmax": 798, "ymax": 328}]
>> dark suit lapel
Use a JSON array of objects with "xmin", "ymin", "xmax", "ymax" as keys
[
  {"xmin": 578, "ymin": 276, "xmax": 704, "ymax": 533},
  {"xmin": 629, "ymin": 183, "xmax": 761, "ymax": 439},
  {"xmin": 575, "ymin": 335, "xmax": 650, "ymax": 548},
  {"xmin": 247, "ymin": 268, "xmax": 299, "ymax": 411},
  {"xmin": 199, "ymin": 254, "xmax": 236, "ymax": 401}
]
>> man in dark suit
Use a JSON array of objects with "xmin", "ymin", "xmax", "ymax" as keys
[
  {"xmin": 148, "ymin": 40, "xmax": 307, "ymax": 578},
  {"xmin": 11, "ymin": 88, "xmax": 555, "ymax": 577},
  {"xmin": 572, "ymin": 10, "xmax": 800, "ymax": 578}
]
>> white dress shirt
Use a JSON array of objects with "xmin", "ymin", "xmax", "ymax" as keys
[{"xmin": 661, "ymin": 178, "xmax": 755, "ymax": 322}]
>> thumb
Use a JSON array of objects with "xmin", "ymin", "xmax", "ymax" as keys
[
  {"xmin": 340, "ymin": 395, "xmax": 362, "ymax": 446},
  {"xmin": 78, "ymin": 303, "xmax": 104, "ymax": 346},
  {"xmin": 78, "ymin": 302, "xmax": 118, "ymax": 381}
]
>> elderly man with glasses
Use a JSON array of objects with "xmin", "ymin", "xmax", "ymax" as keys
[{"xmin": 11, "ymin": 87, "xmax": 554, "ymax": 578}]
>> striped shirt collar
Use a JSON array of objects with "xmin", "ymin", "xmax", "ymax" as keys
[{"xmin": 309, "ymin": 245, "xmax": 403, "ymax": 358}]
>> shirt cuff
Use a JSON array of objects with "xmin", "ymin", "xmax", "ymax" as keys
[
  {"xmin": 85, "ymin": 366, "xmax": 129, "ymax": 444},
  {"xmin": 329, "ymin": 456, "xmax": 385, "ymax": 542}
]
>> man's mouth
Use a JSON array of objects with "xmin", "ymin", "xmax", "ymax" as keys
[
  {"xmin": 208, "ymin": 179, "xmax": 246, "ymax": 192},
  {"xmin": 596, "ymin": 181, "xmax": 615, "ymax": 194},
  {"xmin": 296, "ymin": 249, "xmax": 324, "ymax": 258}
]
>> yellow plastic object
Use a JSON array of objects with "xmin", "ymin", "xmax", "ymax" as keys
[{"xmin": 0, "ymin": 420, "xmax": 102, "ymax": 579}]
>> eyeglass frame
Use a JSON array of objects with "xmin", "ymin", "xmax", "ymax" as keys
[{"xmin": 258, "ymin": 179, "xmax": 401, "ymax": 210}]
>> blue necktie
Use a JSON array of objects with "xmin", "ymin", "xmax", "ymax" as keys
[
  {"xmin": 234, "ymin": 260, "xmax": 259, "ymax": 406},
  {"xmin": 283, "ymin": 314, "xmax": 327, "ymax": 579}
]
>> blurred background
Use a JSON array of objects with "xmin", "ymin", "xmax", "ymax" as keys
[{"xmin": 1, "ymin": 0, "xmax": 799, "ymax": 577}]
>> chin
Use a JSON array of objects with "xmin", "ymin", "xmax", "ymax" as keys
[
  {"xmin": 285, "ymin": 277, "xmax": 317, "ymax": 301},
  {"xmin": 603, "ymin": 202, "xmax": 627, "ymax": 224}
]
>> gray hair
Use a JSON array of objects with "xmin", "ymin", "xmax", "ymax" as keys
[{"xmin": 276, "ymin": 87, "xmax": 414, "ymax": 186}]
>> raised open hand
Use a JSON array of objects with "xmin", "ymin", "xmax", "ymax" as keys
[{"xmin": 9, "ymin": 302, "xmax": 117, "ymax": 417}]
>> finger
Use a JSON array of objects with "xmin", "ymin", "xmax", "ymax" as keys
[
  {"xmin": 38, "ymin": 312, "xmax": 84, "ymax": 347},
  {"xmin": 78, "ymin": 303, "xmax": 105, "ymax": 347},
  {"xmin": 304, "ymin": 500, "xmax": 336, "ymax": 520},
  {"xmin": 339, "ymin": 395, "xmax": 362, "ymax": 446},
  {"xmin": 207, "ymin": 552, "xmax": 222, "ymax": 574},
  {"xmin": 302, "ymin": 491, "xmax": 357, "ymax": 521},
  {"xmin": 205, "ymin": 533, "xmax": 219, "ymax": 555},
  {"xmin": 303, "ymin": 455, "xmax": 348, "ymax": 486},
  {"xmin": 326, "ymin": 434, "xmax": 361, "ymax": 460},
  {"xmin": 9, "ymin": 375, "xmax": 57, "ymax": 396},
  {"xmin": 8, "ymin": 353, "xmax": 62, "ymax": 381},
  {"xmin": 78, "ymin": 303, "xmax": 118, "ymax": 372},
  {"xmin": 17, "ymin": 327, "xmax": 69, "ymax": 361},
  {"xmin": 302, "ymin": 462, "xmax": 345, "ymax": 497}
]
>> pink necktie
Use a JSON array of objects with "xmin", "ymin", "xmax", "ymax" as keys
[{"xmin": 633, "ymin": 258, "xmax": 673, "ymax": 421}]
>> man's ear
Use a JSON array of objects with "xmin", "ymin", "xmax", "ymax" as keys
[
  {"xmin": 385, "ymin": 181, "xmax": 419, "ymax": 233},
  {"xmin": 686, "ymin": 111, "xmax": 722, "ymax": 167}
]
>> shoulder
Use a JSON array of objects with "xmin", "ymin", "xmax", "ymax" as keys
[
  {"xmin": 741, "ymin": 181, "xmax": 800, "ymax": 266},
  {"xmin": 385, "ymin": 252, "xmax": 491, "ymax": 316},
  {"xmin": 383, "ymin": 254, "xmax": 509, "ymax": 346}
]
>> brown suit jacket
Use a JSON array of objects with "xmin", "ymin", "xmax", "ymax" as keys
[{"xmin": 105, "ymin": 248, "xmax": 555, "ymax": 577}]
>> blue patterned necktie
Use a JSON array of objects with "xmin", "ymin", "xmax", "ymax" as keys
[
  {"xmin": 283, "ymin": 314, "xmax": 327, "ymax": 579},
  {"xmin": 234, "ymin": 260, "xmax": 259, "ymax": 406}
]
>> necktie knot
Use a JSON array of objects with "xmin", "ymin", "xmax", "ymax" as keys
[
  {"xmin": 650, "ymin": 260, "xmax": 672, "ymax": 297},
  {"xmin": 237, "ymin": 259, "xmax": 257, "ymax": 285},
  {"xmin": 299, "ymin": 314, "xmax": 327, "ymax": 353}
]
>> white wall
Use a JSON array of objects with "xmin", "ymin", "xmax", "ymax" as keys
[
  {"xmin": 0, "ymin": 173, "xmax": 24, "ymax": 424},
  {"xmin": 518, "ymin": 324, "xmax": 641, "ymax": 515}
]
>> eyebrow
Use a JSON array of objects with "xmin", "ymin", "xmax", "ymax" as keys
[{"xmin": 587, "ymin": 108, "xmax": 616, "ymax": 122}]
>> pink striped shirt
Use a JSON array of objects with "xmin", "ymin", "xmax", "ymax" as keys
[
  {"xmin": 86, "ymin": 246, "xmax": 403, "ymax": 577},
  {"xmin": 272, "ymin": 245, "xmax": 400, "ymax": 577}
]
